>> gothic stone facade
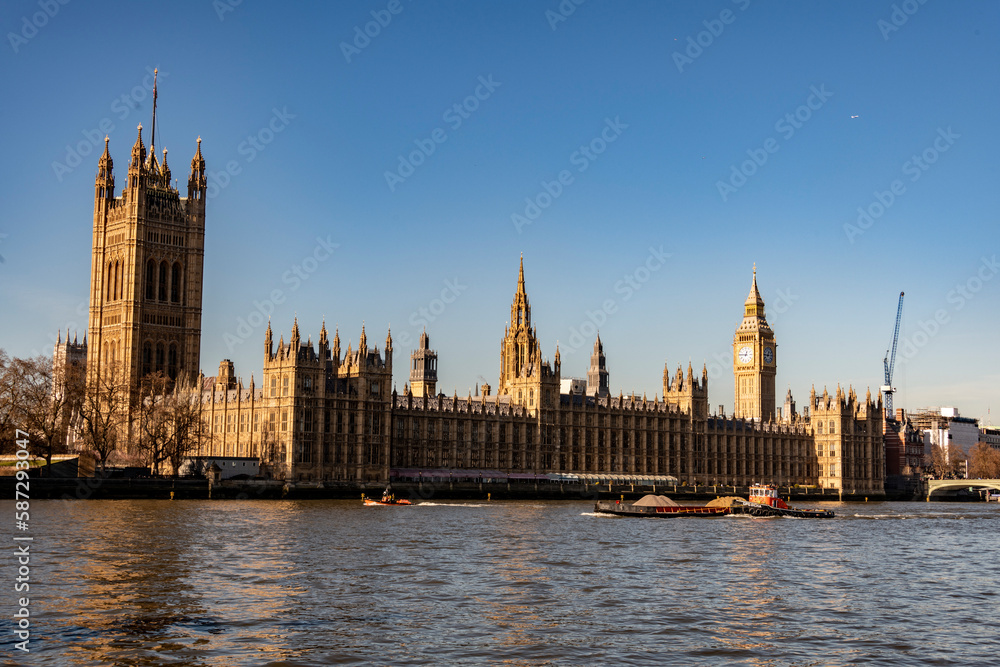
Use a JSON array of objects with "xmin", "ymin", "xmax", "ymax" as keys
[
  {"xmin": 87, "ymin": 123, "xmax": 206, "ymax": 392},
  {"xmin": 195, "ymin": 260, "xmax": 885, "ymax": 493}
]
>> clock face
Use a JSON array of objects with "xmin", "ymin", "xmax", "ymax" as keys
[
  {"xmin": 738, "ymin": 346, "xmax": 753, "ymax": 364},
  {"xmin": 763, "ymin": 347, "xmax": 774, "ymax": 364}
]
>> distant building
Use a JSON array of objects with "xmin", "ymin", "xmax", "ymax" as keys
[
  {"xmin": 883, "ymin": 408, "xmax": 926, "ymax": 489},
  {"xmin": 409, "ymin": 330, "xmax": 437, "ymax": 398},
  {"xmin": 586, "ymin": 335, "xmax": 609, "ymax": 398},
  {"xmin": 909, "ymin": 407, "xmax": 980, "ymax": 461},
  {"xmin": 52, "ymin": 330, "xmax": 88, "ymax": 450},
  {"xmin": 560, "ymin": 378, "xmax": 587, "ymax": 396},
  {"xmin": 980, "ymin": 426, "xmax": 1000, "ymax": 451}
]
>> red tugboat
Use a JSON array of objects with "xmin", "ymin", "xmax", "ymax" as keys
[{"xmin": 737, "ymin": 484, "xmax": 834, "ymax": 518}]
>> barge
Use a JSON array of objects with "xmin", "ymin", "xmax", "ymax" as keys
[{"xmin": 594, "ymin": 485, "xmax": 834, "ymax": 519}]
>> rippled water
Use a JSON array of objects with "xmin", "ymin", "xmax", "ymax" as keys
[{"xmin": 3, "ymin": 499, "xmax": 999, "ymax": 665}]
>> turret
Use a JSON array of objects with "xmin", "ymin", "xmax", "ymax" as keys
[
  {"xmin": 187, "ymin": 137, "xmax": 206, "ymax": 204},
  {"xmin": 95, "ymin": 136, "xmax": 114, "ymax": 208},
  {"xmin": 385, "ymin": 326, "xmax": 393, "ymax": 371},
  {"xmin": 160, "ymin": 149, "xmax": 171, "ymax": 187},
  {"xmin": 409, "ymin": 329, "xmax": 437, "ymax": 398},
  {"xmin": 587, "ymin": 334, "xmax": 609, "ymax": 398},
  {"xmin": 129, "ymin": 124, "xmax": 146, "ymax": 172},
  {"xmin": 126, "ymin": 124, "xmax": 147, "ymax": 201},
  {"xmin": 265, "ymin": 319, "xmax": 273, "ymax": 359}
]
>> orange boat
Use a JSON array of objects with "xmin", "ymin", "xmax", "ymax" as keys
[{"xmin": 362, "ymin": 493, "xmax": 412, "ymax": 506}]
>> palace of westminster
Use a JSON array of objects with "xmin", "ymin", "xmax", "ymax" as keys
[{"xmin": 60, "ymin": 96, "xmax": 886, "ymax": 495}]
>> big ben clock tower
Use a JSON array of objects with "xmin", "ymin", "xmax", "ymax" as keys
[{"xmin": 733, "ymin": 266, "xmax": 777, "ymax": 421}]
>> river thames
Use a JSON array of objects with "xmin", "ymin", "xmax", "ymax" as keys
[{"xmin": 4, "ymin": 498, "xmax": 998, "ymax": 665}]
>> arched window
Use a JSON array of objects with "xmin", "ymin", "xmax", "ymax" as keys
[
  {"xmin": 142, "ymin": 342, "xmax": 153, "ymax": 377},
  {"xmin": 115, "ymin": 260, "xmax": 123, "ymax": 300},
  {"xmin": 829, "ymin": 420, "xmax": 836, "ymax": 434},
  {"xmin": 155, "ymin": 343, "xmax": 165, "ymax": 372},
  {"xmin": 171, "ymin": 262, "xmax": 182, "ymax": 303},
  {"xmin": 106, "ymin": 261, "xmax": 113, "ymax": 301},
  {"xmin": 145, "ymin": 259, "xmax": 156, "ymax": 300},
  {"xmin": 817, "ymin": 422, "xmax": 823, "ymax": 434},
  {"xmin": 168, "ymin": 345, "xmax": 178, "ymax": 380},
  {"xmin": 158, "ymin": 262, "xmax": 168, "ymax": 301}
]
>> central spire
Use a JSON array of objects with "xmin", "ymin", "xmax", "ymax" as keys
[
  {"xmin": 744, "ymin": 264, "xmax": 766, "ymax": 319},
  {"xmin": 511, "ymin": 254, "xmax": 530, "ymax": 330}
]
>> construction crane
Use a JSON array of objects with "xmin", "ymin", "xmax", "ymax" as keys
[{"xmin": 881, "ymin": 291, "xmax": 904, "ymax": 420}]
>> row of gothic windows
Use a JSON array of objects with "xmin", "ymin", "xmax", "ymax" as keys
[
  {"xmin": 141, "ymin": 341, "xmax": 179, "ymax": 380},
  {"xmin": 144, "ymin": 259, "xmax": 184, "ymax": 304},
  {"xmin": 104, "ymin": 258, "xmax": 185, "ymax": 304}
]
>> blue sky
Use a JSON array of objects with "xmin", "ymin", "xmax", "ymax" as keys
[{"xmin": 1, "ymin": 0, "xmax": 997, "ymax": 423}]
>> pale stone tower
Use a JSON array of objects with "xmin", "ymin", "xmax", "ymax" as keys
[
  {"xmin": 409, "ymin": 330, "xmax": 438, "ymax": 398},
  {"xmin": 733, "ymin": 266, "xmax": 776, "ymax": 421},
  {"xmin": 498, "ymin": 256, "xmax": 559, "ymax": 412},
  {"xmin": 587, "ymin": 334, "xmax": 609, "ymax": 397},
  {"xmin": 87, "ymin": 72, "xmax": 206, "ymax": 391},
  {"xmin": 52, "ymin": 329, "xmax": 87, "ymax": 402}
]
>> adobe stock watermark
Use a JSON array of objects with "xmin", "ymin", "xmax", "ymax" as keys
[
  {"xmin": 510, "ymin": 116, "xmax": 628, "ymax": 234},
  {"xmin": 563, "ymin": 245, "xmax": 670, "ymax": 353},
  {"xmin": 898, "ymin": 255, "xmax": 997, "ymax": 364},
  {"xmin": 545, "ymin": 0, "xmax": 586, "ymax": 30},
  {"xmin": 340, "ymin": 0, "xmax": 411, "ymax": 63},
  {"xmin": 52, "ymin": 67, "xmax": 163, "ymax": 183},
  {"xmin": 7, "ymin": 0, "xmax": 70, "ymax": 54},
  {"xmin": 843, "ymin": 126, "xmax": 958, "ymax": 244},
  {"xmin": 393, "ymin": 277, "xmax": 469, "ymax": 351},
  {"xmin": 213, "ymin": 0, "xmax": 242, "ymax": 21},
  {"xmin": 223, "ymin": 235, "xmax": 339, "ymax": 352},
  {"xmin": 672, "ymin": 0, "xmax": 751, "ymax": 73},
  {"xmin": 877, "ymin": 0, "xmax": 930, "ymax": 41},
  {"xmin": 384, "ymin": 75, "xmax": 502, "ymax": 192},
  {"xmin": 716, "ymin": 84, "xmax": 833, "ymax": 202},
  {"xmin": 206, "ymin": 107, "xmax": 296, "ymax": 199}
]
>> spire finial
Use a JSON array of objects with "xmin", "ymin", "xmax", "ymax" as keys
[{"xmin": 150, "ymin": 68, "xmax": 158, "ymax": 154}]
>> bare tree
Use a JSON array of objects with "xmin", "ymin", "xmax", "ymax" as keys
[
  {"xmin": 968, "ymin": 442, "xmax": 1000, "ymax": 479},
  {"xmin": 76, "ymin": 360, "xmax": 129, "ymax": 474},
  {"xmin": 0, "ymin": 349, "xmax": 17, "ymax": 452},
  {"xmin": 14, "ymin": 356, "xmax": 78, "ymax": 474},
  {"xmin": 929, "ymin": 445, "xmax": 950, "ymax": 478},
  {"xmin": 137, "ymin": 373, "xmax": 207, "ymax": 476}
]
